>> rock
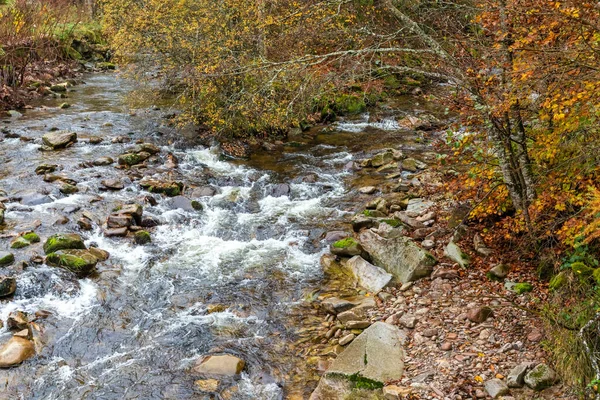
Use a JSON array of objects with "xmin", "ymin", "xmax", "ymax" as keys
[
  {"xmin": 87, "ymin": 247, "xmax": 110, "ymax": 261},
  {"xmin": 193, "ymin": 354, "xmax": 245, "ymax": 376},
  {"xmin": 0, "ymin": 252, "xmax": 15, "ymax": 266},
  {"xmin": 330, "ymin": 237, "xmax": 365, "ymax": 258},
  {"xmin": 0, "ymin": 276, "xmax": 16, "ymax": 297},
  {"xmin": 10, "ymin": 237, "xmax": 31, "ymax": 249},
  {"xmin": 93, "ymin": 157, "xmax": 114, "ymax": 166},
  {"xmin": 104, "ymin": 227, "xmax": 128, "ymax": 237},
  {"xmin": 59, "ymin": 183, "xmax": 79, "ymax": 194},
  {"xmin": 440, "ymin": 342, "xmax": 452, "ymax": 351},
  {"xmin": 383, "ymin": 385, "xmax": 412, "ymax": 399},
  {"xmin": 444, "ymin": 242, "xmax": 470, "ymax": 268},
  {"xmin": 141, "ymin": 216, "xmax": 160, "ymax": 228},
  {"xmin": 167, "ymin": 196, "xmax": 203, "ymax": 212},
  {"xmin": 77, "ymin": 218, "xmax": 93, "ymax": 230},
  {"xmin": 359, "ymin": 186, "xmax": 377, "ymax": 195},
  {"xmin": 339, "ymin": 334, "xmax": 355, "ymax": 346},
  {"xmin": 524, "ymin": 364, "xmax": 556, "ymax": 391},
  {"xmin": 346, "ymin": 256, "xmax": 393, "ymax": 293},
  {"xmin": 0, "ymin": 203, "xmax": 4, "ymax": 225},
  {"xmin": 117, "ymin": 204, "xmax": 143, "ymax": 221},
  {"xmin": 7, "ymin": 311, "xmax": 29, "ymax": 331},
  {"xmin": 139, "ymin": 178, "xmax": 182, "ymax": 196},
  {"xmin": 309, "ymin": 376, "xmax": 353, "ymax": 400},
  {"xmin": 46, "ymin": 249, "xmax": 98, "ymax": 277},
  {"xmin": 325, "ymin": 322, "xmax": 405, "ymax": 384},
  {"xmin": 527, "ymin": 329, "xmax": 543, "ymax": 343},
  {"xmin": 107, "ymin": 214, "xmax": 134, "ymax": 228},
  {"xmin": 269, "ymin": 183, "xmax": 291, "ymax": 198},
  {"xmin": 370, "ymin": 151, "xmax": 394, "ymax": 168},
  {"xmin": 398, "ymin": 314, "xmax": 417, "ymax": 329},
  {"xmin": 513, "ymin": 282, "xmax": 533, "ymax": 294},
  {"xmin": 101, "ymin": 179, "xmax": 124, "ymax": 191},
  {"xmin": 377, "ymin": 162, "xmax": 398, "ymax": 173},
  {"xmin": 359, "ymin": 229, "xmax": 437, "ymax": 283},
  {"xmin": 21, "ymin": 193, "xmax": 53, "ymax": 206},
  {"xmin": 507, "ymin": 363, "xmax": 531, "ymax": 388},
  {"xmin": 89, "ymin": 136, "xmax": 103, "ymax": 145},
  {"xmin": 321, "ymin": 296, "xmax": 376, "ymax": 315},
  {"xmin": 43, "ymin": 233, "xmax": 86, "ymax": 254},
  {"xmin": 194, "ymin": 379, "xmax": 219, "ymax": 392},
  {"xmin": 7, "ymin": 110, "xmax": 23, "ymax": 118},
  {"xmin": 35, "ymin": 164, "xmax": 58, "ymax": 175},
  {"xmin": 0, "ymin": 337, "xmax": 35, "ymax": 368},
  {"xmin": 406, "ymin": 198, "xmax": 434, "ymax": 215},
  {"xmin": 351, "ymin": 214, "xmax": 378, "ymax": 232},
  {"xmin": 42, "ymin": 131, "xmax": 77, "ymax": 149},
  {"xmin": 431, "ymin": 268, "xmax": 459, "ymax": 280},
  {"xmin": 467, "ymin": 306, "xmax": 493, "ymax": 323},
  {"xmin": 488, "ymin": 264, "xmax": 509, "ymax": 280},
  {"xmin": 421, "ymin": 239, "xmax": 435, "ymax": 249},
  {"xmin": 323, "ymin": 231, "xmax": 349, "ymax": 244},
  {"xmin": 50, "ymin": 83, "xmax": 68, "ymax": 92},
  {"xmin": 134, "ymin": 143, "xmax": 161, "ymax": 154},
  {"xmin": 402, "ymin": 158, "xmax": 418, "ymax": 172},
  {"xmin": 118, "ymin": 153, "xmax": 145, "ymax": 166},
  {"xmin": 192, "ymin": 186, "xmax": 218, "ymax": 197},
  {"xmin": 134, "ymin": 230, "xmax": 151, "ymax": 245},
  {"xmin": 59, "ymin": 102, "xmax": 71, "ymax": 109},
  {"xmin": 484, "ymin": 379, "xmax": 510, "ymax": 398}
]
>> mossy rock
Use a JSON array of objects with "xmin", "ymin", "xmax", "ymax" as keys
[
  {"xmin": 118, "ymin": 153, "xmax": 143, "ymax": 166},
  {"xmin": 22, "ymin": 232, "xmax": 40, "ymax": 243},
  {"xmin": 332, "ymin": 94, "xmax": 367, "ymax": 115},
  {"xmin": 0, "ymin": 252, "xmax": 15, "ymax": 266},
  {"xmin": 513, "ymin": 282, "xmax": 534, "ymax": 294},
  {"xmin": 60, "ymin": 183, "xmax": 79, "ymax": 194},
  {"xmin": 10, "ymin": 237, "xmax": 31, "ymax": 249},
  {"xmin": 191, "ymin": 200, "xmax": 203, "ymax": 211},
  {"xmin": 97, "ymin": 62, "xmax": 116, "ymax": 70},
  {"xmin": 46, "ymin": 249, "xmax": 98, "ymax": 277},
  {"xmin": 380, "ymin": 219, "xmax": 402, "ymax": 228},
  {"xmin": 361, "ymin": 209, "xmax": 385, "ymax": 218},
  {"xmin": 549, "ymin": 271, "xmax": 568, "ymax": 290},
  {"xmin": 134, "ymin": 230, "xmax": 151, "ymax": 245},
  {"xmin": 87, "ymin": 247, "xmax": 110, "ymax": 261},
  {"xmin": 43, "ymin": 233, "xmax": 86, "ymax": 254},
  {"xmin": 571, "ymin": 261, "xmax": 593, "ymax": 278}
]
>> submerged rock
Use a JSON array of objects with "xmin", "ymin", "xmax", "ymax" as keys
[
  {"xmin": 42, "ymin": 131, "xmax": 77, "ymax": 149},
  {"xmin": 43, "ymin": 233, "xmax": 86, "ymax": 254},
  {"xmin": 20, "ymin": 192, "xmax": 53, "ymax": 206},
  {"xmin": 35, "ymin": 164, "xmax": 58, "ymax": 175},
  {"xmin": 193, "ymin": 354, "xmax": 245, "ymax": 376},
  {"xmin": 359, "ymin": 229, "xmax": 436, "ymax": 283},
  {"xmin": 0, "ymin": 337, "xmax": 35, "ymax": 368},
  {"xmin": 93, "ymin": 157, "xmax": 114, "ymax": 166}
]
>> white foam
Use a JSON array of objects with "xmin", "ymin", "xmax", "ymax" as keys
[{"xmin": 336, "ymin": 114, "xmax": 400, "ymax": 132}]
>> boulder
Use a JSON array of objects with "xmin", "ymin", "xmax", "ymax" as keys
[
  {"xmin": 43, "ymin": 233, "xmax": 86, "ymax": 254},
  {"xmin": 269, "ymin": 183, "xmax": 291, "ymax": 198},
  {"xmin": 444, "ymin": 242, "xmax": 470, "ymax": 268},
  {"xmin": 507, "ymin": 363, "xmax": 532, "ymax": 388},
  {"xmin": 0, "ymin": 252, "xmax": 15, "ymax": 266},
  {"xmin": 370, "ymin": 151, "xmax": 394, "ymax": 168},
  {"xmin": 484, "ymin": 379, "xmax": 510, "ymax": 398},
  {"xmin": 21, "ymin": 192, "xmax": 53, "ymax": 206},
  {"xmin": 524, "ymin": 364, "xmax": 556, "ymax": 391},
  {"xmin": 0, "ymin": 276, "xmax": 17, "ymax": 297},
  {"xmin": 330, "ymin": 238, "xmax": 366, "ymax": 258},
  {"xmin": 167, "ymin": 196, "xmax": 203, "ymax": 212},
  {"xmin": 0, "ymin": 337, "xmax": 35, "ymax": 368},
  {"xmin": 193, "ymin": 354, "xmax": 245, "ymax": 376},
  {"xmin": 139, "ymin": 178, "xmax": 182, "ymax": 196},
  {"xmin": 118, "ymin": 153, "xmax": 146, "ymax": 166},
  {"xmin": 42, "ymin": 131, "xmax": 77, "ymax": 149},
  {"xmin": 46, "ymin": 249, "xmax": 98, "ymax": 277},
  {"xmin": 87, "ymin": 247, "xmax": 110, "ymax": 261},
  {"xmin": 93, "ymin": 157, "xmax": 114, "ymax": 166},
  {"xmin": 359, "ymin": 229, "xmax": 436, "ymax": 283},
  {"xmin": 346, "ymin": 256, "xmax": 392, "ymax": 293},
  {"xmin": 325, "ymin": 322, "xmax": 405, "ymax": 384}
]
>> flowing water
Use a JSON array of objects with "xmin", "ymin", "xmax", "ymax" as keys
[{"xmin": 0, "ymin": 73, "xmax": 437, "ymax": 399}]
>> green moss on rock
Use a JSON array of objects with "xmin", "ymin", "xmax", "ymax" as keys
[
  {"xmin": 549, "ymin": 271, "xmax": 568, "ymax": 290},
  {"xmin": 22, "ymin": 232, "xmax": 40, "ymax": 243},
  {"xmin": 46, "ymin": 249, "xmax": 98, "ymax": 277},
  {"xmin": 10, "ymin": 237, "xmax": 31, "ymax": 249},
  {"xmin": 118, "ymin": 153, "xmax": 143, "ymax": 167},
  {"xmin": 513, "ymin": 282, "xmax": 534, "ymax": 294},
  {"xmin": 332, "ymin": 237, "xmax": 358, "ymax": 249},
  {"xmin": 43, "ymin": 233, "xmax": 86, "ymax": 254},
  {"xmin": 134, "ymin": 230, "xmax": 151, "ymax": 245},
  {"xmin": 0, "ymin": 252, "xmax": 15, "ymax": 266}
]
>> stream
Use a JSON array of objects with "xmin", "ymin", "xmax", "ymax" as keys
[{"xmin": 0, "ymin": 72, "xmax": 437, "ymax": 399}]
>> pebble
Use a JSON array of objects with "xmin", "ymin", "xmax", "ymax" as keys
[{"xmin": 339, "ymin": 333, "xmax": 355, "ymax": 346}]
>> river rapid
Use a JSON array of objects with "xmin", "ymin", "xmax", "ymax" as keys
[{"xmin": 0, "ymin": 72, "xmax": 437, "ymax": 399}]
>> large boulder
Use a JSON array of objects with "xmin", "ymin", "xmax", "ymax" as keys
[
  {"xmin": 324, "ymin": 322, "xmax": 405, "ymax": 384},
  {"xmin": 0, "ymin": 337, "xmax": 35, "ymax": 368},
  {"xmin": 45, "ymin": 249, "xmax": 99, "ymax": 277},
  {"xmin": 43, "ymin": 233, "xmax": 86, "ymax": 254},
  {"xmin": 42, "ymin": 131, "xmax": 77, "ymax": 149},
  {"xmin": 346, "ymin": 256, "xmax": 392, "ymax": 293},
  {"xmin": 359, "ymin": 230, "xmax": 437, "ymax": 283},
  {"xmin": 193, "ymin": 354, "xmax": 245, "ymax": 376}
]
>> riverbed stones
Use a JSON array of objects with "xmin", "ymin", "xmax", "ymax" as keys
[
  {"xmin": 269, "ymin": 183, "xmax": 291, "ymax": 198},
  {"xmin": 524, "ymin": 363, "xmax": 556, "ymax": 390},
  {"xmin": 346, "ymin": 256, "xmax": 392, "ymax": 293},
  {"xmin": 0, "ymin": 276, "xmax": 16, "ymax": 297},
  {"xmin": 484, "ymin": 379, "xmax": 509, "ymax": 398},
  {"xmin": 35, "ymin": 164, "xmax": 58, "ymax": 175},
  {"xmin": 0, "ymin": 337, "xmax": 35, "ymax": 368},
  {"xmin": 118, "ymin": 153, "xmax": 146, "ymax": 167},
  {"xmin": 359, "ymin": 229, "xmax": 436, "ymax": 283},
  {"xmin": 193, "ymin": 354, "xmax": 245, "ymax": 376},
  {"xmin": 42, "ymin": 131, "xmax": 77, "ymax": 149},
  {"xmin": 0, "ymin": 252, "xmax": 15, "ymax": 266},
  {"xmin": 444, "ymin": 241, "xmax": 470, "ymax": 268},
  {"xmin": 93, "ymin": 157, "xmax": 114, "ymax": 166},
  {"xmin": 46, "ymin": 249, "xmax": 99, "ymax": 277},
  {"xmin": 59, "ymin": 183, "xmax": 79, "ymax": 194},
  {"xmin": 194, "ymin": 379, "xmax": 219, "ymax": 392},
  {"xmin": 21, "ymin": 192, "xmax": 53, "ymax": 206},
  {"xmin": 321, "ymin": 296, "xmax": 376, "ymax": 315},
  {"xmin": 105, "ymin": 227, "xmax": 128, "ymax": 237},
  {"xmin": 43, "ymin": 233, "xmax": 86, "ymax": 254},
  {"xmin": 107, "ymin": 214, "xmax": 134, "ymax": 229},
  {"xmin": 324, "ymin": 322, "xmax": 405, "ymax": 384}
]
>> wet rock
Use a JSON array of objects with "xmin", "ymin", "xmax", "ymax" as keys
[
  {"xmin": 325, "ymin": 322, "xmax": 405, "ymax": 384},
  {"xmin": 0, "ymin": 203, "xmax": 4, "ymax": 225},
  {"xmin": 323, "ymin": 231, "xmax": 349, "ymax": 244},
  {"xmin": 0, "ymin": 337, "xmax": 35, "ymax": 368},
  {"xmin": 21, "ymin": 192, "xmax": 53, "ymax": 206},
  {"xmin": 42, "ymin": 131, "xmax": 77, "ymax": 149},
  {"xmin": 141, "ymin": 216, "xmax": 160, "ymax": 228},
  {"xmin": 329, "ymin": 237, "xmax": 365, "ymax": 258},
  {"xmin": 191, "ymin": 186, "xmax": 218, "ymax": 197},
  {"xmin": 107, "ymin": 215, "xmax": 134, "ymax": 230},
  {"xmin": 485, "ymin": 379, "xmax": 510, "ymax": 398},
  {"xmin": 10, "ymin": 237, "xmax": 31, "ymax": 249},
  {"xmin": 346, "ymin": 256, "xmax": 392, "ymax": 293},
  {"xmin": 35, "ymin": 164, "xmax": 58, "ymax": 175},
  {"xmin": 132, "ymin": 143, "xmax": 161, "ymax": 155},
  {"xmin": 59, "ymin": 183, "xmax": 79, "ymax": 194},
  {"xmin": 117, "ymin": 204, "xmax": 143, "ymax": 221},
  {"xmin": 507, "ymin": 363, "xmax": 531, "ymax": 388},
  {"xmin": 50, "ymin": 83, "xmax": 68, "ymax": 92},
  {"xmin": 101, "ymin": 179, "xmax": 124, "ymax": 191},
  {"xmin": 118, "ymin": 153, "xmax": 146, "ymax": 166},
  {"xmin": 193, "ymin": 354, "xmax": 245, "ymax": 376},
  {"xmin": 309, "ymin": 376, "xmax": 353, "ymax": 400},
  {"xmin": 376, "ymin": 162, "xmax": 398, "ymax": 173},
  {"xmin": 268, "ymin": 183, "xmax": 291, "ymax": 198},
  {"xmin": 167, "ymin": 196, "xmax": 203, "ymax": 212},
  {"xmin": 43, "ymin": 233, "xmax": 86, "ymax": 254},
  {"xmin": 351, "ymin": 214, "xmax": 378, "ymax": 232},
  {"xmin": 370, "ymin": 150, "xmax": 394, "ymax": 168},
  {"xmin": 359, "ymin": 186, "xmax": 377, "ymax": 195},
  {"xmin": 0, "ymin": 276, "xmax": 17, "ymax": 297},
  {"xmin": 194, "ymin": 379, "xmax": 219, "ymax": 392},
  {"xmin": 134, "ymin": 230, "xmax": 151, "ymax": 245},
  {"xmin": 405, "ymin": 198, "xmax": 434, "ymax": 216},
  {"xmin": 104, "ymin": 227, "xmax": 128, "ymax": 237},
  {"xmin": 444, "ymin": 241, "xmax": 470, "ymax": 268},
  {"xmin": 139, "ymin": 178, "xmax": 183, "ymax": 196},
  {"xmin": 524, "ymin": 364, "xmax": 556, "ymax": 391},
  {"xmin": 7, "ymin": 311, "xmax": 29, "ymax": 331},
  {"xmin": 87, "ymin": 247, "xmax": 110, "ymax": 261},
  {"xmin": 359, "ymin": 229, "xmax": 437, "ymax": 283},
  {"xmin": 89, "ymin": 136, "xmax": 103, "ymax": 145},
  {"xmin": 344, "ymin": 320, "xmax": 371, "ymax": 329},
  {"xmin": 93, "ymin": 157, "xmax": 114, "ymax": 166},
  {"xmin": 467, "ymin": 306, "xmax": 493, "ymax": 323},
  {"xmin": 46, "ymin": 249, "xmax": 99, "ymax": 277},
  {"xmin": 321, "ymin": 296, "xmax": 376, "ymax": 315},
  {"xmin": 77, "ymin": 217, "xmax": 93, "ymax": 230}
]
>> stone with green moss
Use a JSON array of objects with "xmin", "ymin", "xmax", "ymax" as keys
[
  {"xmin": 46, "ymin": 249, "xmax": 98, "ymax": 277},
  {"xmin": 381, "ymin": 219, "xmax": 402, "ymax": 228},
  {"xmin": 571, "ymin": 261, "xmax": 593, "ymax": 277},
  {"xmin": 332, "ymin": 94, "xmax": 367, "ymax": 115},
  {"xmin": 22, "ymin": 232, "xmax": 40, "ymax": 243},
  {"xmin": 549, "ymin": 271, "xmax": 568, "ymax": 290},
  {"xmin": 0, "ymin": 252, "xmax": 15, "ymax": 266},
  {"xmin": 10, "ymin": 237, "xmax": 31, "ymax": 249},
  {"xmin": 60, "ymin": 183, "xmax": 79, "ymax": 194},
  {"xmin": 524, "ymin": 364, "xmax": 556, "ymax": 391},
  {"xmin": 43, "ymin": 233, "xmax": 86, "ymax": 254},
  {"xmin": 97, "ymin": 62, "xmax": 116, "ymax": 70},
  {"xmin": 118, "ymin": 153, "xmax": 143, "ymax": 167},
  {"xmin": 330, "ymin": 237, "xmax": 366, "ymax": 258},
  {"xmin": 513, "ymin": 282, "xmax": 534, "ymax": 294},
  {"xmin": 361, "ymin": 209, "xmax": 385, "ymax": 218},
  {"xmin": 134, "ymin": 230, "xmax": 151, "ymax": 245}
]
